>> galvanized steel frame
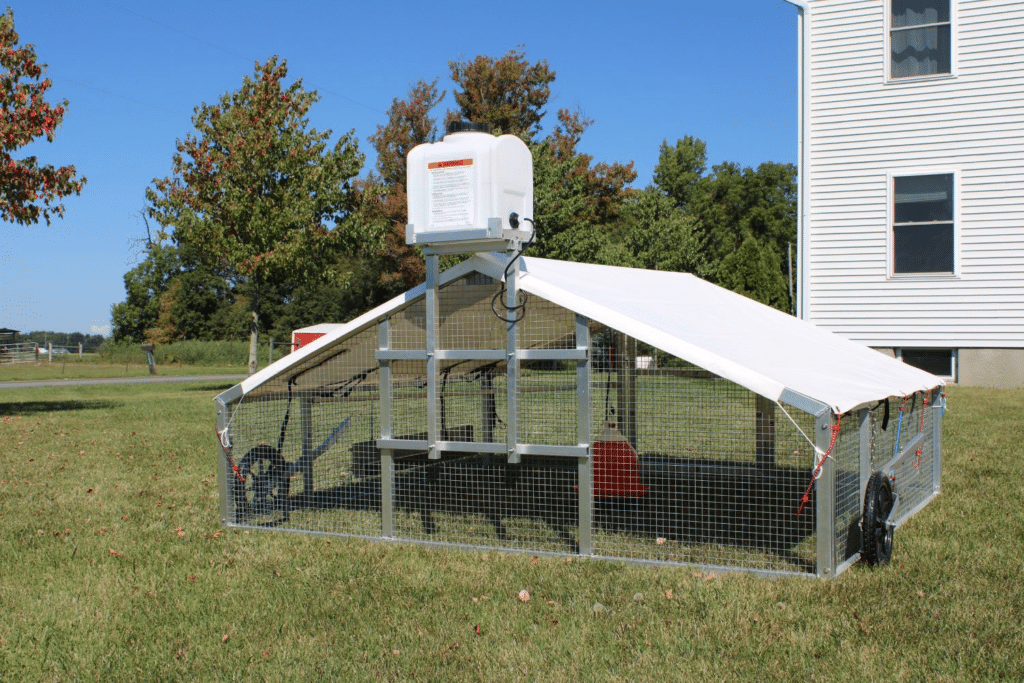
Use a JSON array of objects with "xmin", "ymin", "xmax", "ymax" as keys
[{"xmin": 214, "ymin": 268, "xmax": 944, "ymax": 580}]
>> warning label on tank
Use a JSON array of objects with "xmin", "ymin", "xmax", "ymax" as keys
[{"xmin": 427, "ymin": 158, "xmax": 474, "ymax": 229}]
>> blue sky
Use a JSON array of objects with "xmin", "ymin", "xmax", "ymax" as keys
[{"xmin": 1, "ymin": 0, "xmax": 801, "ymax": 336}]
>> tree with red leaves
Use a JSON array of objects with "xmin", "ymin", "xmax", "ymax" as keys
[
  {"xmin": 146, "ymin": 56, "xmax": 366, "ymax": 374},
  {"xmin": 0, "ymin": 8, "xmax": 85, "ymax": 225}
]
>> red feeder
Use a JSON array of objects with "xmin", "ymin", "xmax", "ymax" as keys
[{"xmin": 592, "ymin": 423, "xmax": 649, "ymax": 499}]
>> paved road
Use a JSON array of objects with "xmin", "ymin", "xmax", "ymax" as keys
[{"xmin": 0, "ymin": 374, "xmax": 246, "ymax": 390}]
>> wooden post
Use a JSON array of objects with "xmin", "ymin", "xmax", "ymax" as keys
[
  {"xmin": 481, "ymin": 372, "xmax": 495, "ymax": 443},
  {"xmin": 616, "ymin": 332, "xmax": 638, "ymax": 450},
  {"xmin": 755, "ymin": 394, "xmax": 776, "ymax": 468}
]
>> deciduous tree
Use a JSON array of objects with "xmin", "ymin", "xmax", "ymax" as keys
[
  {"xmin": 0, "ymin": 8, "xmax": 85, "ymax": 225},
  {"xmin": 446, "ymin": 50, "xmax": 636, "ymax": 262},
  {"xmin": 528, "ymin": 108, "xmax": 636, "ymax": 261},
  {"xmin": 146, "ymin": 57, "xmax": 366, "ymax": 373},
  {"xmin": 716, "ymin": 235, "xmax": 789, "ymax": 309},
  {"xmin": 446, "ymin": 47, "xmax": 554, "ymax": 139},
  {"xmin": 110, "ymin": 241, "xmax": 182, "ymax": 343},
  {"xmin": 650, "ymin": 137, "xmax": 797, "ymax": 311},
  {"xmin": 653, "ymin": 136, "xmax": 706, "ymax": 214},
  {"xmin": 622, "ymin": 187, "xmax": 710, "ymax": 277},
  {"xmin": 358, "ymin": 79, "xmax": 446, "ymax": 295}
]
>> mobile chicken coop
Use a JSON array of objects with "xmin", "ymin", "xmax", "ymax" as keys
[{"xmin": 214, "ymin": 254, "xmax": 944, "ymax": 578}]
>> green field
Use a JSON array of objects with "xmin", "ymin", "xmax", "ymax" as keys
[
  {"xmin": 1, "ymin": 381, "xmax": 1022, "ymax": 680},
  {"xmin": 0, "ymin": 361, "xmax": 246, "ymax": 382}
]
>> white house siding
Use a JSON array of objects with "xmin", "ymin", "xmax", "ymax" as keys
[{"xmin": 804, "ymin": 0, "xmax": 1024, "ymax": 350}]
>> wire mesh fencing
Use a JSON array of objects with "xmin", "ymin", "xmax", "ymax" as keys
[{"xmin": 217, "ymin": 271, "xmax": 942, "ymax": 577}]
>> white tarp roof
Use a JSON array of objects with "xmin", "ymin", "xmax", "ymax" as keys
[{"xmin": 233, "ymin": 254, "xmax": 942, "ymax": 414}]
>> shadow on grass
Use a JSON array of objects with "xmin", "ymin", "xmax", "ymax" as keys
[
  {"xmin": 0, "ymin": 399, "xmax": 123, "ymax": 416},
  {"xmin": 232, "ymin": 446, "xmax": 850, "ymax": 573}
]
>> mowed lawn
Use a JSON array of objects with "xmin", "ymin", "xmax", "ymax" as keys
[{"xmin": 0, "ymin": 381, "xmax": 1022, "ymax": 680}]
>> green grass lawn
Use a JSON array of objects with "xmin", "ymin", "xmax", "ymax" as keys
[
  {"xmin": 0, "ymin": 362, "xmax": 246, "ymax": 382},
  {"xmin": 1, "ymin": 383, "xmax": 1022, "ymax": 680}
]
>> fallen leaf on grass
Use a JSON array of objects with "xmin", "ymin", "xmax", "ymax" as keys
[
  {"xmin": 473, "ymin": 624, "xmax": 481, "ymax": 635},
  {"xmin": 109, "ymin": 548, "xmax": 122, "ymax": 557},
  {"xmin": 447, "ymin": 642, "xmax": 459, "ymax": 651},
  {"xmin": 221, "ymin": 634, "xmax": 230, "ymax": 644}
]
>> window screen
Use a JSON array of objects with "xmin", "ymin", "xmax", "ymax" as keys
[
  {"xmin": 893, "ymin": 173, "xmax": 954, "ymax": 274},
  {"xmin": 891, "ymin": 0, "xmax": 951, "ymax": 79},
  {"xmin": 901, "ymin": 348, "xmax": 954, "ymax": 377}
]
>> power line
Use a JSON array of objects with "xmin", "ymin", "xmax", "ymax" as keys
[
  {"xmin": 109, "ymin": 2, "xmax": 385, "ymax": 115},
  {"xmin": 47, "ymin": 73, "xmax": 191, "ymax": 119}
]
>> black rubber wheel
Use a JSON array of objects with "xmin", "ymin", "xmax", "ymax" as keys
[
  {"xmin": 862, "ymin": 471, "xmax": 894, "ymax": 566},
  {"xmin": 234, "ymin": 445, "xmax": 288, "ymax": 521}
]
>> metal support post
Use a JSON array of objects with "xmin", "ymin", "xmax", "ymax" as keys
[
  {"xmin": 859, "ymin": 407, "xmax": 872, "ymax": 503},
  {"xmin": 615, "ymin": 332, "xmax": 638, "ymax": 449},
  {"xmin": 815, "ymin": 411, "xmax": 837, "ymax": 577},
  {"xmin": 931, "ymin": 387, "xmax": 943, "ymax": 495},
  {"xmin": 755, "ymin": 394, "xmax": 776, "ymax": 468},
  {"xmin": 379, "ymin": 319, "xmax": 394, "ymax": 537},
  {"xmin": 481, "ymin": 372, "xmax": 495, "ymax": 443},
  {"xmin": 425, "ymin": 254, "xmax": 440, "ymax": 459},
  {"xmin": 299, "ymin": 397, "xmax": 314, "ymax": 497},
  {"xmin": 506, "ymin": 246, "xmax": 520, "ymax": 464},
  {"xmin": 214, "ymin": 399, "xmax": 231, "ymax": 525},
  {"xmin": 576, "ymin": 315, "xmax": 593, "ymax": 555}
]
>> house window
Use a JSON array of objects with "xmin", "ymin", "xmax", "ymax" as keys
[
  {"xmin": 899, "ymin": 348, "xmax": 955, "ymax": 378},
  {"xmin": 891, "ymin": 0, "xmax": 951, "ymax": 79},
  {"xmin": 893, "ymin": 173, "xmax": 954, "ymax": 274}
]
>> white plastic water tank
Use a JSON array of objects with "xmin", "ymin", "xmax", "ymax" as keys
[{"xmin": 406, "ymin": 121, "xmax": 533, "ymax": 247}]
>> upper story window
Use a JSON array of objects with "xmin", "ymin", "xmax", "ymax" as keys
[
  {"xmin": 892, "ymin": 173, "xmax": 955, "ymax": 275},
  {"xmin": 891, "ymin": 0, "xmax": 951, "ymax": 79}
]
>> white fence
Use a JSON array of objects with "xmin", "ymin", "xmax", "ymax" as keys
[{"xmin": 0, "ymin": 342, "xmax": 39, "ymax": 364}]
